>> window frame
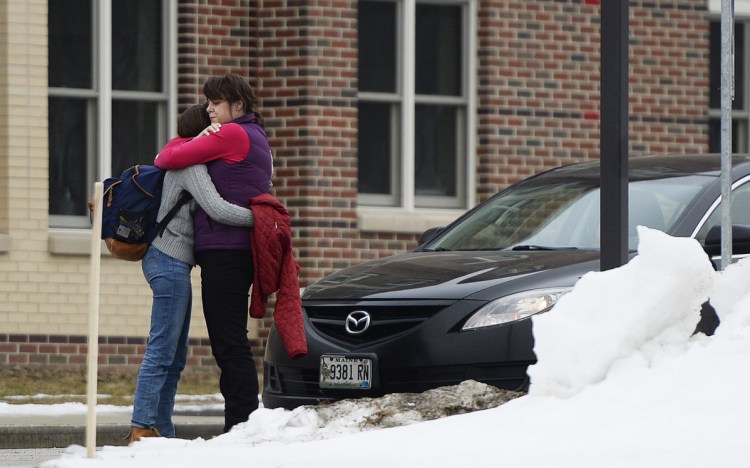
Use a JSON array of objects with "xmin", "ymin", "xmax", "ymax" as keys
[
  {"xmin": 709, "ymin": 11, "xmax": 750, "ymax": 153},
  {"xmin": 357, "ymin": 0, "xmax": 476, "ymax": 217},
  {"xmin": 48, "ymin": 0, "xmax": 176, "ymax": 229}
]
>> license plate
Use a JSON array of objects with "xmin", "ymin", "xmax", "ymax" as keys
[{"xmin": 320, "ymin": 355, "xmax": 372, "ymax": 389}]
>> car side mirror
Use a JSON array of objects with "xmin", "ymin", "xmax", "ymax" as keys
[
  {"xmin": 703, "ymin": 224, "xmax": 750, "ymax": 256},
  {"xmin": 418, "ymin": 227, "xmax": 444, "ymax": 246}
]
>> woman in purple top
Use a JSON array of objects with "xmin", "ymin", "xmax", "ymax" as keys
[{"xmin": 155, "ymin": 74, "xmax": 272, "ymax": 432}]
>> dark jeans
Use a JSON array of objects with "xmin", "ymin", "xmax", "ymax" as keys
[{"xmin": 196, "ymin": 249, "xmax": 258, "ymax": 432}]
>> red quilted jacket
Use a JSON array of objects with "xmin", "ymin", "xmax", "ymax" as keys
[{"xmin": 248, "ymin": 193, "xmax": 307, "ymax": 359}]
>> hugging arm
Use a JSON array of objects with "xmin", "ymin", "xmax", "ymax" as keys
[
  {"xmin": 154, "ymin": 124, "xmax": 249, "ymax": 169},
  {"xmin": 178, "ymin": 165, "xmax": 254, "ymax": 227}
]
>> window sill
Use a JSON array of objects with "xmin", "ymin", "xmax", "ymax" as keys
[
  {"xmin": 357, "ymin": 207, "xmax": 464, "ymax": 234},
  {"xmin": 49, "ymin": 229, "xmax": 109, "ymax": 256},
  {"xmin": 0, "ymin": 233, "xmax": 9, "ymax": 252}
]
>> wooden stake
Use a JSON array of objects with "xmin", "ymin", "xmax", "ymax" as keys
[{"xmin": 86, "ymin": 182, "xmax": 103, "ymax": 458}]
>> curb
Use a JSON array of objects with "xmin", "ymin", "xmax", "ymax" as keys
[{"xmin": 0, "ymin": 423, "xmax": 225, "ymax": 449}]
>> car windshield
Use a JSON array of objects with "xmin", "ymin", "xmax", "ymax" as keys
[{"xmin": 427, "ymin": 174, "xmax": 711, "ymax": 252}]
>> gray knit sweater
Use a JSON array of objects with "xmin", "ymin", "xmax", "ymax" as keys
[{"xmin": 151, "ymin": 165, "xmax": 254, "ymax": 266}]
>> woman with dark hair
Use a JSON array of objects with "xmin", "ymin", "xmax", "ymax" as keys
[
  {"xmin": 128, "ymin": 103, "xmax": 256, "ymax": 443},
  {"xmin": 154, "ymin": 74, "xmax": 273, "ymax": 432}
]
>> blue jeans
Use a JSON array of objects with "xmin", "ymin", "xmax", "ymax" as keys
[{"xmin": 131, "ymin": 247, "xmax": 192, "ymax": 437}]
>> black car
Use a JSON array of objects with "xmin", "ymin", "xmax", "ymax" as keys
[{"xmin": 263, "ymin": 155, "xmax": 750, "ymax": 409}]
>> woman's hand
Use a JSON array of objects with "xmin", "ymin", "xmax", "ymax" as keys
[{"xmin": 196, "ymin": 123, "xmax": 221, "ymax": 138}]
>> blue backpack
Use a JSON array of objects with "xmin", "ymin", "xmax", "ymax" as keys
[{"xmin": 99, "ymin": 165, "xmax": 191, "ymax": 261}]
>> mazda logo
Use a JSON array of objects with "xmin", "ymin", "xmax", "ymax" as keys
[{"xmin": 345, "ymin": 310, "xmax": 371, "ymax": 335}]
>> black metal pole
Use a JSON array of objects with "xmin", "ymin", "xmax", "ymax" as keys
[{"xmin": 600, "ymin": 0, "xmax": 629, "ymax": 271}]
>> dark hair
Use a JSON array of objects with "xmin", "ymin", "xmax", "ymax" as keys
[
  {"xmin": 203, "ymin": 73, "xmax": 265, "ymax": 128},
  {"xmin": 177, "ymin": 103, "xmax": 211, "ymax": 138}
]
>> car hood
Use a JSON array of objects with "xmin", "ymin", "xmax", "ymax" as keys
[{"xmin": 302, "ymin": 250, "xmax": 602, "ymax": 301}]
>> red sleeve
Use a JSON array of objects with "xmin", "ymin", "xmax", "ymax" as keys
[
  {"xmin": 154, "ymin": 123, "xmax": 251, "ymax": 169},
  {"xmin": 159, "ymin": 136, "xmax": 191, "ymax": 155}
]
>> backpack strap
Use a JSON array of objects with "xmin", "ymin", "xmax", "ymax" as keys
[{"xmin": 155, "ymin": 190, "xmax": 194, "ymax": 238}]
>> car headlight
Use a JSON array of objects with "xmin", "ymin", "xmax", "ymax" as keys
[{"xmin": 462, "ymin": 288, "xmax": 572, "ymax": 330}]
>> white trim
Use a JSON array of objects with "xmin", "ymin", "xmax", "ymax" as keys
[
  {"xmin": 98, "ymin": 0, "xmax": 112, "ymax": 181},
  {"xmin": 168, "ymin": 0, "xmax": 178, "ymax": 138},
  {"xmin": 466, "ymin": 0, "xmax": 478, "ymax": 209},
  {"xmin": 401, "ymin": 0, "xmax": 416, "ymax": 210},
  {"xmin": 709, "ymin": 0, "xmax": 750, "ymax": 15},
  {"xmin": 357, "ymin": 207, "xmax": 463, "ymax": 233},
  {"xmin": 48, "ymin": 229, "xmax": 111, "ymax": 256}
]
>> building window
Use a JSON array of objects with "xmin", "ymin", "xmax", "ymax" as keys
[
  {"xmin": 357, "ymin": 0, "xmax": 474, "ymax": 210},
  {"xmin": 709, "ymin": 20, "xmax": 747, "ymax": 153},
  {"xmin": 48, "ymin": 0, "xmax": 172, "ymax": 227}
]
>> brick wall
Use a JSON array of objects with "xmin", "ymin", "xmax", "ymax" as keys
[
  {"xmin": 176, "ymin": 0, "xmax": 256, "ymax": 101},
  {"xmin": 0, "ymin": 333, "xmax": 263, "ymax": 373},
  {"xmin": 476, "ymin": 0, "xmax": 709, "ymax": 202},
  {"xmin": 256, "ymin": 0, "xmax": 364, "ymax": 285},
  {"xmin": 629, "ymin": 0, "xmax": 709, "ymax": 154}
]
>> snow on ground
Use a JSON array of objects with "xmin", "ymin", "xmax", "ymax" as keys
[{"xmin": 7, "ymin": 226, "xmax": 749, "ymax": 467}]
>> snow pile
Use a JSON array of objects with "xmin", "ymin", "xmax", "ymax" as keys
[{"xmin": 528, "ymin": 227, "xmax": 715, "ymax": 398}]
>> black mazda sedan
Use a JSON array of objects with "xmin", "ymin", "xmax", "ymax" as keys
[{"xmin": 263, "ymin": 155, "xmax": 750, "ymax": 409}]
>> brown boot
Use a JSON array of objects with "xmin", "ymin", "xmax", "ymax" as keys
[{"xmin": 125, "ymin": 426, "xmax": 161, "ymax": 445}]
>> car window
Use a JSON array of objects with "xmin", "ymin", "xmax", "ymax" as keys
[
  {"xmin": 429, "ymin": 176, "xmax": 705, "ymax": 252},
  {"xmin": 432, "ymin": 181, "xmax": 595, "ymax": 251}
]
